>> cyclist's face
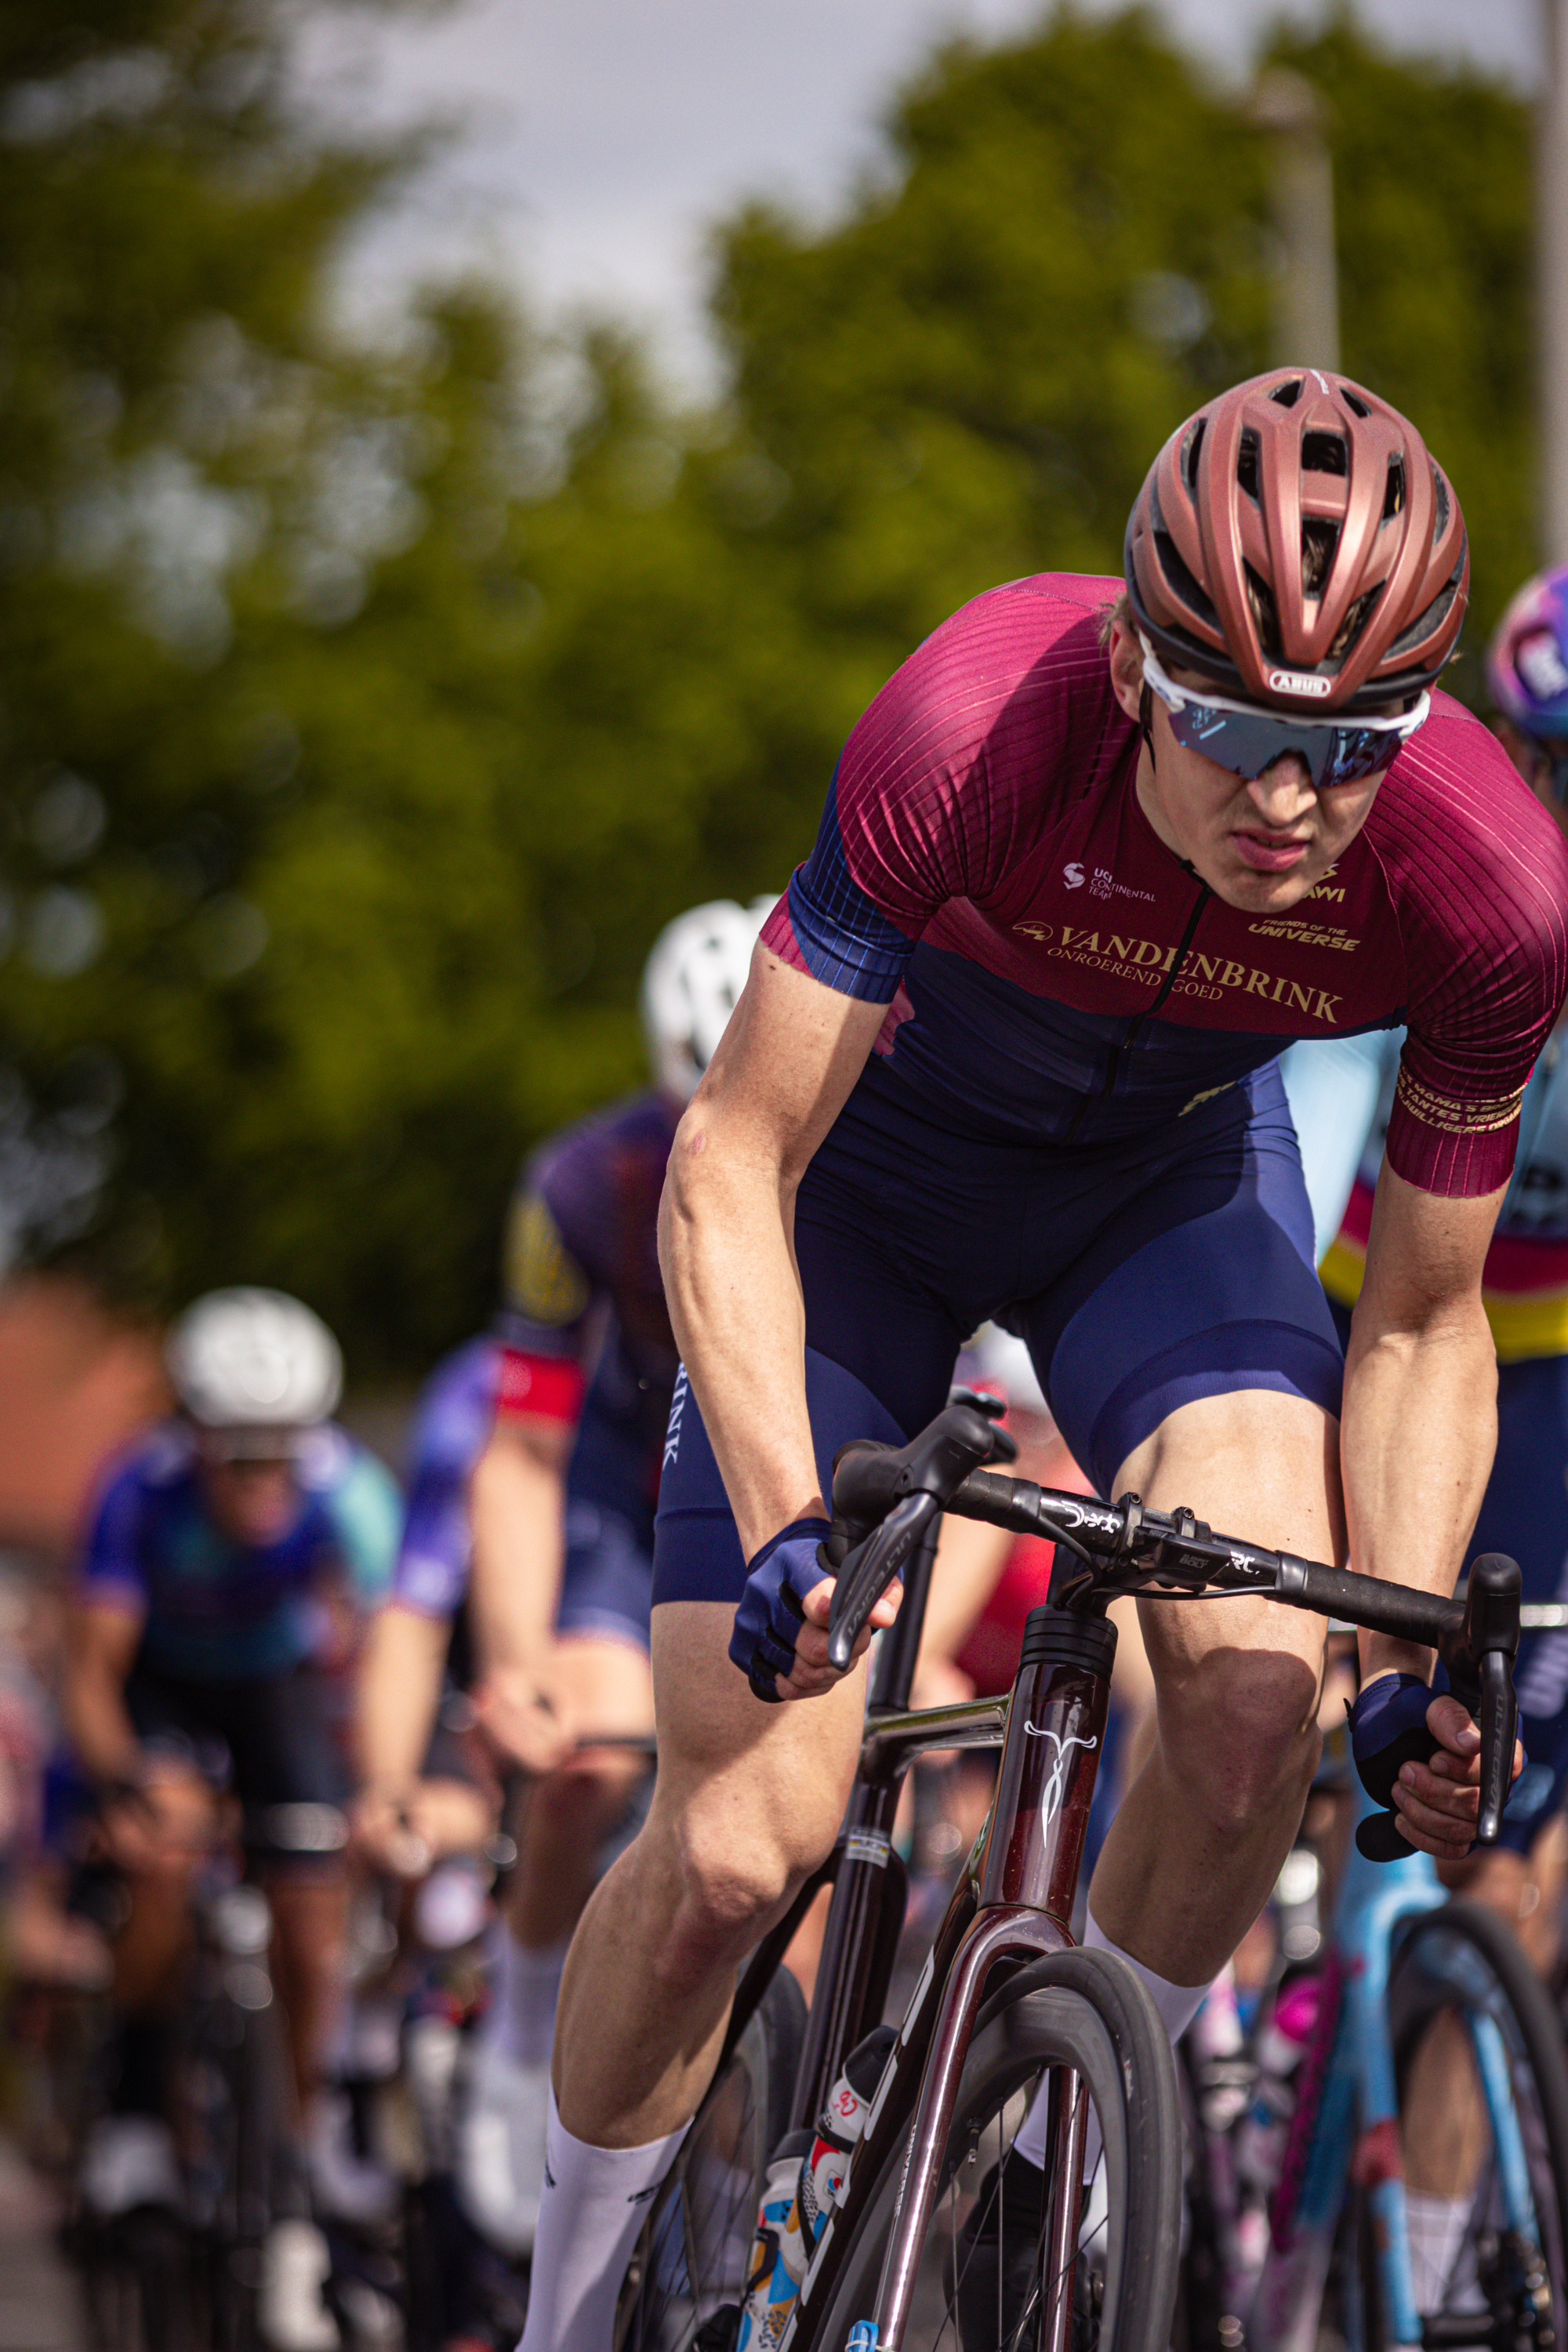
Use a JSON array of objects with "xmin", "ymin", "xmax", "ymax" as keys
[
  {"xmin": 1108, "ymin": 626, "xmax": 1387, "ymax": 913},
  {"xmin": 198, "ymin": 1447, "xmax": 302, "ymax": 1545}
]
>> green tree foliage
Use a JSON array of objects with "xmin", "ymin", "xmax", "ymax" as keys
[
  {"xmin": 0, "ymin": 2, "xmax": 1543, "ymax": 1370},
  {"xmin": 710, "ymin": 5, "xmax": 1534, "ymax": 720},
  {"xmin": 0, "ymin": 2, "xmax": 789, "ymax": 1364}
]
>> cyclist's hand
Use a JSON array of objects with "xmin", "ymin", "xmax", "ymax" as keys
[
  {"xmin": 350, "ymin": 1789, "xmax": 433, "ymax": 1879},
  {"xmin": 98, "ymin": 1788, "xmax": 160, "ymax": 1872},
  {"xmin": 1353, "ymin": 1672, "xmax": 1523, "ymax": 1862},
  {"xmin": 472, "ymin": 1664, "xmax": 572, "ymax": 1773},
  {"xmin": 731, "ymin": 1519, "xmax": 901, "ymax": 1703},
  {"xmin": 1388, "ymin": 1689, "xmax": 1523, "ymax": 1860}
]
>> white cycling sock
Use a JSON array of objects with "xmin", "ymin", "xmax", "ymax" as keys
[
  {"xmin": 516, "ymin": 2090, "xmax": 688, "ymax": 2352},
  {"xmin": 487, "ymin": 1922, "xmax": 569, "ymax": 2069},
  {"xmin": 1405, "ymin": 2188, "xmax": 1478, "ymax": 2312},
  {"xmin": 1011, "ymin": 1911, "xmax": 1209, "ymax": 2182}
]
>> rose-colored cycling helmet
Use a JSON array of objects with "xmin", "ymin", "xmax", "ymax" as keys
[{"xmin": 1125, "ymin": 367, "xmax": 1468, "ymax": 715}]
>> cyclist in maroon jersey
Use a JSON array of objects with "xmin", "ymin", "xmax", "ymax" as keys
[{"xmin": 518, "ymin": 371, "xmax": 1568, "ymax": 2352}]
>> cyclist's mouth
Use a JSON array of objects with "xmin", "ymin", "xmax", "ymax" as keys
[{"xmin": 1232, "ymin": 829, "xmax": 1311, "ymax": 873}]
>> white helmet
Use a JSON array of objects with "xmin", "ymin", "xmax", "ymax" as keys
[
  {"xmin": 167, "ymin": 1288, "xmax": 343, "ymax": 1449},
  {"xmin": 641, "ymin": 895, "xmax": 777, "ymax": 1103}
]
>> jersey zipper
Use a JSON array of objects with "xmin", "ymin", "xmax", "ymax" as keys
[{"xmin": 1062, "ymin": 876, "xmax": 1213, "ymax": 1144}]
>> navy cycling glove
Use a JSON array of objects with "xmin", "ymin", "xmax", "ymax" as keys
[
  {"xmin": 1348, "ymin": 1671, "xmax": 1434, "ymax": 1861},
  {"xmin": 730, "ymin": 1518, "xmax": 835, "ymax": 1703}
]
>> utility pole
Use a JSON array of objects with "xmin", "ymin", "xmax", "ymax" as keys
[
  {"xmin": 1542, "ymin": 0, "xmax": 1568, "ymax": 561},
  {"xmin": 1251, "ymin": 68, "xmax": 1340, "ymax": 372}
]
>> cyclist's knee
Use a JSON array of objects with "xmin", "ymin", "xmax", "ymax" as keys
[
  {"xmin": 652, "ymin": 1782, "xmax": 837, "ymax": 1986},
  {"xmin": 1160, "ymin": 1650, "xmax": 1322, "ymax": 1832}
]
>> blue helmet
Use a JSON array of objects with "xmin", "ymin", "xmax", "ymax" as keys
[{"xmin": 1487, "ymin": 566, "xmax": 1568, "ymax": 795}]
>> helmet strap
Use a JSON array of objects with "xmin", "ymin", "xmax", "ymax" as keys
[{"xmin": 1138, "ymin": 680, "xmax": 1156, "ymax": 770}]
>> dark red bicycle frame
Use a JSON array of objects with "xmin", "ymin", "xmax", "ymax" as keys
[{"xmin": 724, "ymin": 1538, "xmax": 1117, "ymax": 2352}]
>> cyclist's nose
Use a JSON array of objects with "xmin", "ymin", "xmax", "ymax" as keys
[{"xmin": 1247, "ymin": 754, "xmax": 1315, "ymax": 822}]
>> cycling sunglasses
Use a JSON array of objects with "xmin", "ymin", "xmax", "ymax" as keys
[{"xmin": 1138, "ymin": 637, "xmax": 1430, "ymax": 789}]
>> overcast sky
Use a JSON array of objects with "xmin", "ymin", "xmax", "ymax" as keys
[{"xmin": 303, "ymin": 0, "xmax": 1543, "ymax": 388}]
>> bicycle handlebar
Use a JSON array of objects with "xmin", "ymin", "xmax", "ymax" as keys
[{"xmin": 827, "ymin": 1402, "xmax": 1522, "ymax": 1845}]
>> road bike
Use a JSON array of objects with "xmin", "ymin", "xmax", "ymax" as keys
[{"xmin": 614, "ymin": 1395, "xmax": 1525, "ymax": 2352}]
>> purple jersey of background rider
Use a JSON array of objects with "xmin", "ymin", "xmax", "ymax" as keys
[
  {"xmin": 389, "ymin": 1093, "xmax": 679, "ymax": 1630},
  {"xmin": 390, "ymin": 1335, "xmax": 499, "ymax": 1622}
]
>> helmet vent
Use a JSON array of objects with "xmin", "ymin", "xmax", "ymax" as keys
[
  {"xmin": 1243, "ymin": 563, "xmax": 1283, "ymax": 657},
  {"xmin": 1330, "ymin": 582, "xmax": 1383, "ymax": 659},
  {"xmin": 1236, "ymin": 430, "xmax": 1260, "ymax": 501},
  {"xmin": 1154, "ymin": 529, "xmax": 1219, "ymax": 628},
  {"xmin": 1180, "ymin": 416, "xmax": 1207, "ymax": 492},
  {"xmin": 1301, "ymin": 432, "xmax": 1347, "ymax": 476},
  {"xmin": 1382, "ymin": 455, "xmax": 1406, "ymax": 521},
  {"xmin": 1429, "ymin": 460, "xmax": 1450, "ymax": 542},
  {"xmin": 1382, "ymin": 544, "xmax": 1466, "ymax": 662},
  {"xmin": 1301, "ymin": 519, "xmax": 1339, "ymax": 596},
  {"xmin": 1339, "ymin": 387, "xmax": 1370, "ymax": 419},
  {"xmin": 1269, "ymin": 378, "xmax": 1304, "ymax": 408}
]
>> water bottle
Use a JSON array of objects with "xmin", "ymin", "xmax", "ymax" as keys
[{"xmin": 735, "ymin": 2024, "xmax": 898, "ymax": 2350}]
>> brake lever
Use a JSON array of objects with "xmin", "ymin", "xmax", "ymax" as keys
[
  {"xmin": 1439, "ymin": 1552, "xmax": 1521, "ymax": 1848},
  {"xmin": 1475, "ymin": 1650, "xmax": 1517, "ymax": 1847},
  {"xmin": 826, "ymin": 1492, "xmax": 939, "ymax": 1674}
]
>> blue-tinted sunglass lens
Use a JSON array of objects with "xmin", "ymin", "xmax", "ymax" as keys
[{"xmin": 1167, "ymin": 702, "xmax": 1396, "ymax": 788}]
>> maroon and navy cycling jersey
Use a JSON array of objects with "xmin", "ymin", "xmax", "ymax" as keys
[{"xmin": 762, "ymin": 573, "xmax": 1568, "ymax": 1197}]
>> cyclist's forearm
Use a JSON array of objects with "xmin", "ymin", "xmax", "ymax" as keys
[
  {"xmin": 469, "ymin": 1429, "xmax": 566, "ymax": 1671},
  {"xmin": 65, "ymin": 1662, "xmax": 141, "ymax": 1788},
  {"xmin": 659, "ymin": 1129, "xmax": 823, "ymax": 1561},
  {"xmin": 357, "ymin": 1603, "xmax": 448, "ymax": 1795},
  {"xmin": 1341, "ymin": 1298, "xmax": 1497, "ymax": 1682}
]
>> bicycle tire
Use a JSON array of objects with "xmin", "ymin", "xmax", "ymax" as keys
[
  {"xmin": 1352, "ymin": 1898, "xmax": 1568, "ymax": 2352},
  {"xmin": 617, "ymin": 1965, "xmax": 808, "ymax": 2350},
  {"xmin": 803, "ymin": 1946, "xmax": 1183, "ymax": 2352}
]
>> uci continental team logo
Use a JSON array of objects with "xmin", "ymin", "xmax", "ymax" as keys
[{"xmin": 1062, "ymin": 862, "xmax": 1086, "ymax": 889}]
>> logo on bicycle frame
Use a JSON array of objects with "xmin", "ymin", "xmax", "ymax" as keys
[{"xmin": 1021, "ymin": 1726, "xmax": 1099, "ymax": 1835}]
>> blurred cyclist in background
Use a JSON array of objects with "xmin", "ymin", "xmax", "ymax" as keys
[
  {"xmin": 354, "ymin": 898, "xmax": 772, "ymax": 2259},
  {"xmin": 64, "ymin": 1287, "xmax": 401, "ymax": 2349},
  {"xmin": 1312, "ymin": 564, "xmax": 1568, "ymax": 1971}
]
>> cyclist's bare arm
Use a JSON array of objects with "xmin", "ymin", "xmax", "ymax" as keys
[
  {"xmin": 64, "ymin": 1597, "xmax": 145, "ymax": 1787},
  {"xmin": 355, "ymin": 1601, "xmax": 448, "ymax": 1802},
  {"xmin": 1342, "ymin": 1160, "xmax": 1513, "ymax": 1855},
  {"xmin": 659, "ymin": 944, "xmax": 891, "ymax": 1674},
  {"xmin": 467, "ymin": 1410, "xmax": 574, "ymax": 1764}
]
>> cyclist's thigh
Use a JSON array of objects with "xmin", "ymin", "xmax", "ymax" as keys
[
  {"xmin": 1116, "ymin": 1388, "xmax": 1335, "ymax": 1690},
  {"xmin": 646, "ymin": 1602, "xmax": 871, "ymax": 1881},
  {"xmin": 1023, "ymin": 1060, "xmax": 1343, "ymax": 1504},
  {"xmin": 550, "ymin": 1633, "xmax": 654, "ymax": 1739},
  {"xmin": 655, "ymin": 1327, "xmax": 954, "ymax": 1615},
  {"xmin": 1021, "ymin": 1063, "xmax": 1341, "ymax": 1686}
]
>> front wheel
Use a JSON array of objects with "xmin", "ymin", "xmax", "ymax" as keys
[
  {"xmin": 804, "ymin": 1947, "xmax": 1184, "ymax": 2352},
  {"xmin": 616, "ymin": 1966, "xmax": 808, "ymax": 2351}
]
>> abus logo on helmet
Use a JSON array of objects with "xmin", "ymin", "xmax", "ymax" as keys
[{"xmin": 1267, "ymin": 668, "xmax": 1334, "ymax": 700}]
